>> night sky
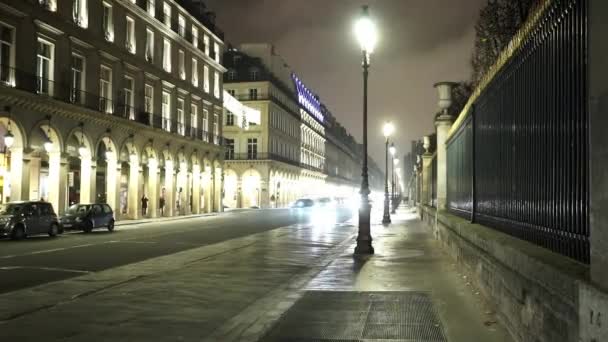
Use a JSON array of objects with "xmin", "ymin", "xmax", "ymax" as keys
[{"xmin": 206, "ymin": 0, "xmax": 484, "ymax": 170}]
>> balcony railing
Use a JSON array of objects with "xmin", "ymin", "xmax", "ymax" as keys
[
  {"xmin": 225, "ymin": 153, "xmax": 325, "ymax": 173},
  {"xmin": 0, "ymin": 64, "xmax": 221, "ymax": 145}
]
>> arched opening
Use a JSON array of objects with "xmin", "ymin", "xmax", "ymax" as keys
[
  {"xmin": 0, "ymin": 117, "xmax": 25, "ymax": 204},
  {"xmin": 241, "ymin": 168, "xmax": 261, "ymax": 208},
  {"xmin": 65, "ymin": 128, "xmax": 93, "ymax": 206},
  {"xmin": 30, "ymin": 123, "xmax": 63, "ymax": 212},
  {"xmin": 223, "ymin": 168, "xmax": 238, "ymax": 209},
  {"xmin": 141, "ymin": 145, "xmax": 158, "ymax": 218},
  {"xmin": 95, "ymin": 137, "xmax": 118, "ymax": 212}
]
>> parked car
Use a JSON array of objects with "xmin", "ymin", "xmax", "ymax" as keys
[
  {"xmin": 0, "ymin": 201, "xmax": 62, "ymax": 240},
  {"xmin": 60, "ymin": 204, "xmax": 115, "ymax": 233}
]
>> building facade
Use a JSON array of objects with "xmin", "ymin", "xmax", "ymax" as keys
[
  {"xmin": 222, "ymin": 44, "xmax": 383, "ymax": 209},
  {"xmin": 0, "ymin": 0, "xmax": 226, "ymax": 218}
]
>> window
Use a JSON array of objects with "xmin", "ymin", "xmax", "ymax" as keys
[
  {"xmin": 227, "ymin": 89, "xmax": 235, "ymax": 96},
  {"xmin": 249, "ymin": 88, "xmax": 258, "ymax": 100},
  {"xmin": 36, "ymin": 38, "xmax": 54, "ymax": 95},
  {"xmin": 99, "ymin": 66, "xmax": 112, "ymax": 113},
  {"xmin": 146, "ymin": 28, "xmax": 154, "ymax": 62},
  {"xmin": 203, "ymin": 65, "xmax": 209, "ymax": 93},
  {"xmin": 177, "ymin": 98, "xmax": 185, "ymax": 135},
  {"xmin": 225, "ymin": 139, "xmax": 234, "ymax": 159},
  {"xmin": 178, "ymin": 49, "xmax": 185, "ymax": 79},
  {"xmin": 0, "ymin": 24, "xmax": 14, "ymax": 85},
  {"xmin": 147, "ymin": 0, "xmax": 155, "ymax": 16},
  {"xmin": 227, "ymin": 69, "xmax": 236, "ymax": 81},
  {"xmin": 192, "ymin": 26, "xmax": 198, "ymax": 48},
  {"xmin": 202, "ymin": 109, "xmax": 209, "ymax": 140},
  {"xmin": 123, "ymin": 76, "xmax": 134, "ymax": 120},
  {"xmin": 191, "ymin": 58, "xmax": 198, "ymax": 86},
  {"xmin": 162, "ymin": 91, "xmax": 171, "ymax": 131},
  {"xmin": 203, "ymin": 35, "xmax": 209, "ymax": 55},
  {"xmin": 213, "ymin": 112, "xmax": 219, "ymax": 143},
  {"xmin": 226, "ymin": 112, "xmax": 234, "ymax": 126},
  {"xmin": 178, "ymin": 14, "xmax": 185, "ymax": 37},
  {"xmin": 163, "ymin": 38, "xmax": 171, "ymax": 72},
  {"xmin": 73, "ymin": 0, "xmax": 88, "ymax": 28},
  {"xmin": 70, "ymin": 54, "xmax": 85, "ymax": 103},
  {"xmin": 163, "ymin": 2, "xmax": 171, "ymax": 27},
  {"xmin": 247, "ymin": 138, "xmax": 257, "ymax": 159},
  {"xmin": 214, "ymin": 42, "xmax": 220, "ymax": 63},
  {"xmin": 190, "ymin": 103, "xmax": 198, "ymax": 137},
  {"xmin": 102, "ymin": 2, "xmax": 113, "ymax": 42},
  {"xmin": 250, "ymin": 69, "xmax": 259, "ymax": 80},
  {"xmin": 126, "ymin": 17, "xmax": 135, "ymax": 53},
  {"xmin": 214, "ymin": 72, "xmax": 220, "ymax": 98},
  {"xmin": 144, "ymin": 84, "xmax": 154, "ymax": 114}
]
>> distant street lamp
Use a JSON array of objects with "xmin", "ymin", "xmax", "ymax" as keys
[
  {"xmin": 382, "ymin": 122, "xmax": 394, "ymax": 224},
  {"xmin": 354, "ymin": 5, "xmax": 377, "ymax": 255},
  {"xmin": 392, "ymin": 156, "xmax": 399, "ymax": 214}
]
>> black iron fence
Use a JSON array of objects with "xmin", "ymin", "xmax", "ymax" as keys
[{"xmin": 446, "ymin": 0, "xmax": 589, "ymax": 263}]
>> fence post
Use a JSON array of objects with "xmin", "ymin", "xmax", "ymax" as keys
[
  {"xmin": 421, "ymin": 153, "xmax": 433, "ymax": 207},
  {"xmin": 589, "ymin": 0, "xmax": 608, "ymax": 291},
  {"xmin": 435, "ymin": 115, "xmax": 453, "ymax": 210}
]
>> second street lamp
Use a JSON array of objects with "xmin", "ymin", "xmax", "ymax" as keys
[
  {"xmin": 392, "ymin": 156, "xmax": 400, "ymax": 214},
  {"xmin": 354, "ymin": 5, "xmax": 377, "ymax": 255},
  {"xmin": 382, "ymin": 122, "xmax": 394, "ymax": 224}
]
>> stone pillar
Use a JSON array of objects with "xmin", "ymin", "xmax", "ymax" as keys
[
  {"xmin": 27, "ymin": 156, "xmax": 40, "ymax": 200},
  {"xmin": 164, "ymin": 161, "xmax": 174, "ymax": 216},
  {"xmin": 106, "ymin": 156, "xmax": 118, "ymax": 213},
  {"xmin": 435, "ymin": 115, "xmax": 453, "ymax": 210},
  {"xmin": 147, "ymin": 159, "xmax": 159, "ymax": 218},
  {"xmin": 8, "ymin": 148, "xmax": 24, "ymax": 202},
  {"xmin": 192, "ymin": 164, "xmax": 201, "ymax": 214},
  {"xmin": 80, "ymin": 157, "xmax": 93, "ymax": 203},
  {"xmin": 47, "ymin": 152, "xmax": 61, "ymax": 211},
  {"xmin": 260, "ymin": 180, "xmax": 269, "ymax": 208},
  {"xmin": 58, "ymin": 158, "xmax": 69, "ymax": 214},
  {"xmin": 213, "ymin": 166, "xmax": 222, "ymax": 212},
  {"xmin": 128, "ymin": 157, "xmax": 140, "ymax": 219},
  {"xmin": 421, "ymin": 153, "xmax": 433, "ymax": 206},
  {"xmin": 589, "ymin": 0, "xmax": 608, "ymax": 291}
]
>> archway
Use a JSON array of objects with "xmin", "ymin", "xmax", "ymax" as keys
[
  {"xmin": 95, "ymin": 137, "xmax": 118, "ymax": 212},
  {"xmin": 223, "ymin": 168, "xmax": 238, "ymax": 209},
  {"xmin": 141, "ymin": 144, "xmax": 159, "ymax": 218},
  {"xmin": 241, "ymin": 168, "xmax": 261, "ymax": 208},
  {"xmin": 65, "ymin": 127, "xmax": 94, "ymax": 205},
  {"xmin": 30, "ymin": 122, "xmax": 64, "ymax": 213},
  {"xmin": 0, "ymin": 117, "xmax": 26, "ymax": 203}
]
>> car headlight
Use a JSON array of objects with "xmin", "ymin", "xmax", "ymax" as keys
[{"xmin": 75, "ymin": 217, "xmax": 82, "ymax": 222}]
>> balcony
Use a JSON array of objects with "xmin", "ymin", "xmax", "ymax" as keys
[
  {"xmin": 225, "ymin": 153, "xmax": 325, "ymax": 173},
  {"xmin": 0, "ymin": 65, "xmax": 222, "ymax": 145}
]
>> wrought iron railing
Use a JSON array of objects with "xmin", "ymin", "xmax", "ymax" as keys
[
  {"xmin": 0, "ymin": 65, "xmax": 222, "ymax": 146},
  {"xmin": 445, "ymin": 0, "xmax": 589, "ymax": 263}
]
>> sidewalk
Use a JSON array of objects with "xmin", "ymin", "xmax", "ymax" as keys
[{"xmin": 253, "ymin": 207, "xmax": 514, "ymax": 342}]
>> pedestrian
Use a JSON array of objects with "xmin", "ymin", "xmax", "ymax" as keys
[
  {"xmin": 141, "ymin": 195, "xmax": 149, "ymax": 216},
  {"xmin": 159, "ymin": 196, "xmax": 165, "ymax": 216}
]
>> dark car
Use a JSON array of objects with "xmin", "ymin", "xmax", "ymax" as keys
[
  {"xmin": 60, "ymin": 204, "xmax": 115, "ymax": 233},
  {"xmin": 0, "ymin": 201, "xmax": 62, "ymax": 240}
]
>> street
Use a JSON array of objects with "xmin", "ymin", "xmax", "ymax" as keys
[{"xmin": 0, "ymin": 208, "xmax": 353, "ymax": 295}]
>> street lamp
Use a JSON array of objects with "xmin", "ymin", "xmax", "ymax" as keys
[
  {"xmin": 43, "ymin": 135, "xmax": 53, "ymax": 153},
  {"xmin": 4, "ymin": 130, "xmax": 14, "ymax": 149},
  {"xmin": 354, "ymin": 5, "xmax": 377, "ymax": 255},
  {"xmin": 382, "ymin": 122, "xmax": 394, "ymax": 224}
]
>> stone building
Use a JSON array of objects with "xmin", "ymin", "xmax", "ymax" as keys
[
  {"xmin": 221, "ymin": 44, "xmax": 383, "ymax": 209},
  {"xmin": 0, "ymin": 0, "xmax": 226, "ymax": 218}
]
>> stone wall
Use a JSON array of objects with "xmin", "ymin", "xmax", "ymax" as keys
[{"xmin": 419, "ymin": 205, "xmax": 606, "ymax": 342}]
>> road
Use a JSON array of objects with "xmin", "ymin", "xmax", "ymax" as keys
[{"xmin": 0, "ymin": 208, "xmax": 353, "ymax": 295}]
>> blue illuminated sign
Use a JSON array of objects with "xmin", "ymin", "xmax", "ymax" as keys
[{"xmin": 292, "ymin": 73, "xmax": 324, "ymax": 122}]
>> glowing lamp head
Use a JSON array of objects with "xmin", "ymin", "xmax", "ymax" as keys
[
  {"xmin": 4, "ymin": 130, "xmax": 14, "ymax": 148},
  {"xmin": 78, "ymin": 144, "xmax": 88, "ymax": 157},
  {"xmin": 383, "ymin": 122, "xmax": 394, "ymax": 138},
  {"xmin": 43, "ymin": 136, "xmax": 53, "ymax": 153},
  {"xmin": 105, "ymin": 147, "xmax": 114, "ymax": 160},
  {"xmin": 394, "ymin": 158, "xmax": 400, "ymax": 166},
  {"xmin": 389, "ymin": 143, "xmax": 396, "ymax": 156},
  {"xmin": 355, "ymin": 6, "xmax": 377, "ymax": 53}
]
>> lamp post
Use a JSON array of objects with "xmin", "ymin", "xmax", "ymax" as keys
[
  {"xmin": 382, "ymin": 122, "xmax": 394, "ymax": 224},
  {"xmin": 354, "ymin": 5, "xmax": 377, "ymax": 255},
  {"xmin": 392, "ymin": 156, "xmax": 399, "ymax": 214}
]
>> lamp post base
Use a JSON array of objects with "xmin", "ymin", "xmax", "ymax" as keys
[{"xmin": 355, "ymin": 202, "xmax": 374, "ymax": 255}]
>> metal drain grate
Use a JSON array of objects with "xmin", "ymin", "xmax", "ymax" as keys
[{"xmin": 259, "ymin": 291, "xmax": 447, "ymax": 342}]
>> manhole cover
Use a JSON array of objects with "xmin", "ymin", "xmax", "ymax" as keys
[{"xmin": 260, "ymin": 291, "xmax": 447, "ymax": 342}]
